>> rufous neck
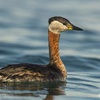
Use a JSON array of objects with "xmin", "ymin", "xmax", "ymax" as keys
[
  {"xmin": 48, "ymin": 30, "xmax": 67, "ymax": 78},
  {"xmin": 48, "ymin": 30, "xmax": 63, "ymax": 66}
]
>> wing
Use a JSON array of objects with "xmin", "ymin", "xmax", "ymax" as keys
[{"xmin": 0, "ymin": 63, "xmax": 48, "ymax": 82}]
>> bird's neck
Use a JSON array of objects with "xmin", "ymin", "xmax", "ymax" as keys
[{"xmin": 48, "ymin": 30, "xmax": 66, "ymax": 77}]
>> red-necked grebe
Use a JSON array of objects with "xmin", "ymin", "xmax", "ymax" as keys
[{"xmin": 0, "ymin": 16, "xmax": 83, "ymax": 82}]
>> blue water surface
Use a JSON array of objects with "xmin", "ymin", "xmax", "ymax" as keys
[{"xmin": 0, "ymin": 0, "xmax": 100, "ymax": 100}]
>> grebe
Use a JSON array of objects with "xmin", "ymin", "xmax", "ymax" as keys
[{"xmin": 0, "ymin": 16, "xmax": 83, "ymax": 82}]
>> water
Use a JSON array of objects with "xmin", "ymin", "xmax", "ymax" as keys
[{"xmin": 0, "ymin": 0, "xmax": 100, "ymax": 100}]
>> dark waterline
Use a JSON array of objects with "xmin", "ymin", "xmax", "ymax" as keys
[{"xmin": 0, "ymin": 0, "xmax": 100, "ymax": 100}]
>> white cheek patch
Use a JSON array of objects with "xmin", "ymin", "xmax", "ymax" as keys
[{"xmin": 49, "ymin": 21, "xmax": 68, "ymax": 34}]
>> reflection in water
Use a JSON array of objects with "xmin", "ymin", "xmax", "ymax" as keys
[
  {"xmin": 0, "ymin": 0, "xmax": 100, "ymax": 100},
  {"xmin": 0, "ymin": 82, "xmax": 66, "ymax": 100}
]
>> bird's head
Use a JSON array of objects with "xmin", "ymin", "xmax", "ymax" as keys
[{"xmin": 48, "ymin": 16, "xmax": 83, "ymax": 34}]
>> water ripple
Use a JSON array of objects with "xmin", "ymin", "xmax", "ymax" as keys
[{"xmin": 0, "ymin": 0, "xmax": 100, "ymax": 100}]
